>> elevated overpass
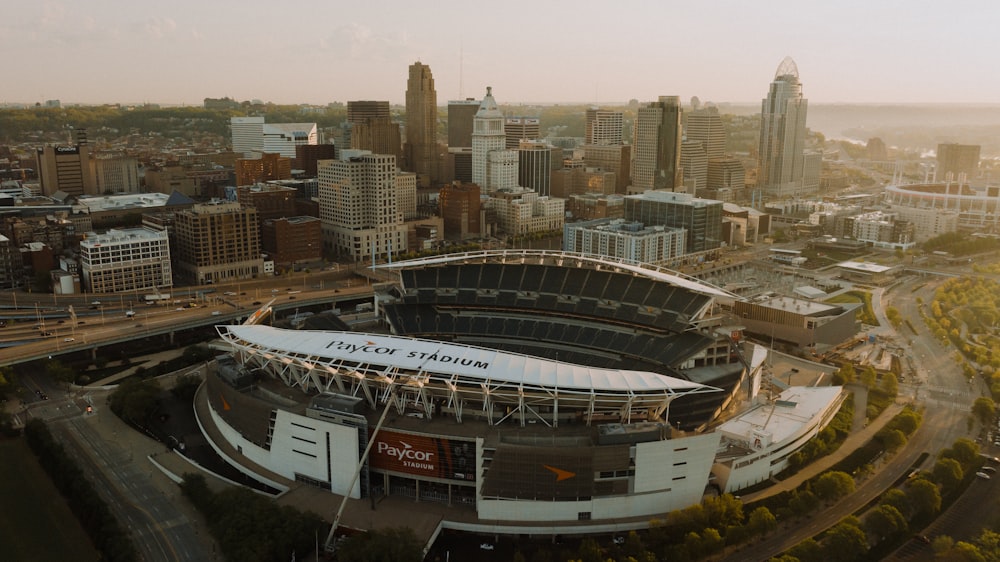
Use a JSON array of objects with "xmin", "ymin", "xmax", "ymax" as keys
[{"xmin": 0, "ymin": 288, "xmax": 376, "ymax": 367}]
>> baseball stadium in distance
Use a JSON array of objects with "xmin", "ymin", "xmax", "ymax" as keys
[{"xmin": 199, "ymin": 250, "xmax": 846, "ymax": 539}]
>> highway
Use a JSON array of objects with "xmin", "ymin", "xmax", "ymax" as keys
[{"xmin": 0, "ymin": 270, "xmax": 379, "ymax": 366}]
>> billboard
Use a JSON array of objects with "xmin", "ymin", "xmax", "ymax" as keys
[{"xmin": 369, "ymin": 430, "xmax": 476, "ymax": 482}]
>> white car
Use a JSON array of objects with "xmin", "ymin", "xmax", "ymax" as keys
[{"xmin": 63, "ymin": 337, "xmax": 75, "ymax": 342}]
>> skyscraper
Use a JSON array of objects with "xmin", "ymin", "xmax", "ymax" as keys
[
  {"xmin": 505, "ymin": 118, "xmax": 540, "ymax": 149},
  {"xmin": 685, "ymin": 107, "xmax": 726, "ymax": 161},
  {"xmin": 174, "ymin": 201, "xmax": 263, "ymax": 284},
  {"xmin": 518, "ymin": 140, "xmax": 552, "ymax": 196},
  {"xmin": 585, "ymin": 108, "xmax": 624, "ymax": 146},
  {"xmin": 36, "ymin": 144, "xmax": 97, "ymax": 198},
  {"xmin": 472, "ymin": 87, "xmax": 517, "ymax": 192},
  {"xmin": 447, "ymin": 99, "xmax": 480, "ymax": 148},
  {"xmin": 404, "ymin": 62, "xmax": 439, "ymax": 186},
  {"xmin": 448, "ymin": 98, "xmax": 480, "ymax": 183},
  {"xmin": 347, "ymin": 101, "xmax": 391, "ymax": 124},
  {"xmin": 757, "ymin": 57, "xmax": 812, "ymax": 198},
  {"xmin": 317, "ymin": 151, "xmax": 407, "ymax": 262},
  {"xmin": 630, "ymin": 96, "xmax": 683, "ymax": 193}
]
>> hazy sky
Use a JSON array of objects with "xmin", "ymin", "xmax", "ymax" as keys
[{"xmin": 4, "ymin": 0, "xmax": 998, "ymax": 106}]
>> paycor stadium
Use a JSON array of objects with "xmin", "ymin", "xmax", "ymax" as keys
[{"xmin": 201, "ymin": 250, "xmax": 845, "ymax": 537}]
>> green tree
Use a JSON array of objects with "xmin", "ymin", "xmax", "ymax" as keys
[
  {"xmin": 973, "ymin": 397, "xmax": 996, "ymax": 427},
  {"xmin": 787, "ymin": 537, "xmax": 823, "ymax": 562},
  {"xmin": 44, "ymin": 359, "xmax": 75, "ymax": 384},
  {"xmin": 880, "ymin": 372, "xmax": 899, "ymax": 396},
  {"xmin": 700, "ymin": 527, "xmax": 724, "ymax": 555},
  {"xmin": 576, "ymin": 537, "xmax": 603, "ymax": 562},
  {"xmin": 860, "ymin": 365, "xmax": 878, "ymax": 389},
  {"xmin": 823, "ymin": 520, "xmax": 868, "ymax": 562},
  {"xmin": 703, "ymin": 493, "xmax": 744, "ymax": 529},
  {"xmin": 108, "ymin": 378, "xmax": 160, "ymax": 426},
  {"xmin": 864, "ymin": 504, "xmax": 907, "ymax": 542},
  {"xmin": 836, "ymin": 363, "xmax": 857, "ymax": 385},
  {"xmin": 878, "ymin": 428, "xmax": 907, "ymax": 451},
  {"xmin": 333, "ymin": 527, "xmax": 424, "ymax": 562},
  {"xmin": 889, "ymin": 408, "xmax": 922, "ymax": 435},
  {"xmin": 747, "ymin": 506, "xmax": 778, "ymax": 538},
  {"xmin": 0, "ymin": 365, "xmax": 13, "ymax": 391},
  {"xmin": 880, "ymin": 488, "xmax": 911, "ymax": 518},
  {"xmin": 814, "ymin": 471, "xmax": 855, "ymax": 502},
  {"xmin": 907, "ymin": 478, "xmax": 942, "ymax": 516},
  {"xmin": 940, "ymin": 438, "xmax": 979, "ymax": 465},
  {"xmin": 788, "ymin": 488, "xmax": 820, "ymax": 517},
  {"xmin": 932, "ymin": 457, "xmax": 964, "ymax": 493}
]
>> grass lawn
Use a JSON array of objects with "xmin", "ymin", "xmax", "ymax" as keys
[
  {"xmin": 826, "ymin": 290, "xmax": 879, "ymax": 326},
  {"xmin": 0, "ymin": 438, "xmax": 100, "ymax": 562}
]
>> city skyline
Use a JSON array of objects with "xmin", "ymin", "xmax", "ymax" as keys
[{"xmin": 4, "ymin": 1, "xmax": 999, "ymax": 107}]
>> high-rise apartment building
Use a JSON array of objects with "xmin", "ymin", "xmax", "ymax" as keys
[
  {"xmin": 936, "ymin": 143, "xmax": 980, "ymax": 183},
  {"xmin": 517, "ymin": 140, "xmax": 552, "ymax": 196},
  {"xmin": 36, "ymin": 144, "xmax": 97, "ymax": 198},
  {"xmin": 585, "ymin": 108, "xmax": 624, "ymax": 146},
  {"xmin": 563, "ymin": 218, "xmax": 687, "ymax": 264},
  {"xmin": 80, "ymin": 227, "xmax": 171, "ymax": 293},
  {"xmin": 757, "ymin": 57, "xmax": 814, "ymax": 199},
  {"xmin": 631, "ymin": 96, "xmax": 683, "ymax": 193},
  {"xmin": 317, "ymin": 151, "xmax": 407, "ymax": 262},
  {"xmin": 173, "ymin": 201, "xmax": 263, "ymax": 284},
  {"xmin": 624, "ymin": 190, "xmax": 722, "ymax": 253},
  {"xmin": 505, "ymin": 118, "xmax": 540, "ymax": 149},
  {"xmin": 404, "ymin": 62, "xmax": 439, "ymax": 185},
  {"xmin": 472, "ymin": 87, "xmax": 517, "ymax": 192}
]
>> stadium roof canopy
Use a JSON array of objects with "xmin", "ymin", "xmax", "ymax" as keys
[
  {"xmin": 218, "ymin": 325, "xmax": 721, "ymax": 427},
  {"xmin": 377, "ymin": 249, "xmax": 738, "ymax": 301},
  {"xmin": 223, "ymin": 325, "xmax": 710, "ymax": 393}
]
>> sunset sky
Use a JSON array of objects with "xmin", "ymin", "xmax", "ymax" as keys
[{"xmin": 4, "ymin": 0, "xmax": 997, "ymax": 106}]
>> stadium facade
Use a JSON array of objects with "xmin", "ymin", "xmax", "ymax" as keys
[{"xmin": 200, "ymin": 250, "xmax": 844, "ymax": 536}]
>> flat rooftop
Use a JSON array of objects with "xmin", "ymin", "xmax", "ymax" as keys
[{"xmin": 715, "ymin": 386, "xmax": 842, "ymax": 447}]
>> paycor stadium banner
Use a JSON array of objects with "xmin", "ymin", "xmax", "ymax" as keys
[{"xmin": 369, "ymin": 430, "xmax": 476, "ymax": 482}]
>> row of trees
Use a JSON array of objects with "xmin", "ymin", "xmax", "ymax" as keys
[
  {"xmin": 180, "ymin": 473, "xmax": 324, "ymax": 562},
  {"xmin": 23, "ymin": 419, "xmax": 138, "ymax": 562},
  {"xmin": 925, "ymin": 276, "xmax": 1000, "ymax": 400},
  {"xmin": 924, "ymin": 232, "xmax": 1000, "ymax": 256},
  {"xmin": 775, "ymin": 438, "xmax": 983, "ymax": 562}
]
